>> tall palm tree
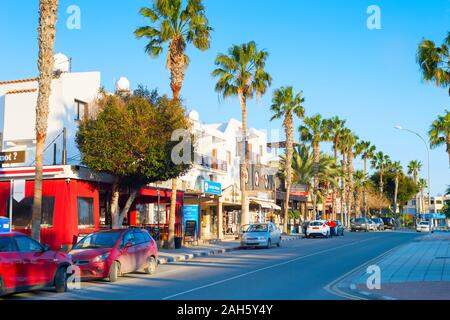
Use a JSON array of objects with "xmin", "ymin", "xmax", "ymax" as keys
[
  {"xmin": 371, "ymin": 151, "xmax": 391, "ymax": 193},
  {"xmin": 270, "ymin": 86, "xmax": 305, "ymax": 233},
  {"xmin": 32, "ymin": 0, "xmax": 59, "ymax": 242},
  {"xmin": 341, "ymin": 129, "xmax": 358, "ymax": 225},
  {"xmin": 417, "ymin": 32, "xmax": 450, "ymax": 95},
  {"xmin": 347, "ymin": 133, "xmax": 359, "ymax": 218},
  {"xmin": 353, "ymin": 170, "xmax": 367, "ymax": 216},
  {"xmin": 212, "ymin": 41, "xmax": 272, "ymax": 227},
  {"xmin": 338, "ymin": 127, "xmax": 351, "ymax": 225},
  {"xmin": 428, "ymin": 109, "xmax": 450, "ymax": 166},
  {"xmin": 355, "ymin": 141, "xmax": 376, "ymax": 214},
  {"xmin": 135, "ymin": 0, "xmax": 212, "ymax": 248},
  {"xmin": 418, "ymin": 178, "xmax": 428, "ymax": 214},
  {"xmin": 390, "ymin": 161, "xmax": 403, "ymax": 220},
  {"xmin": 407, "ymin": 160, "xmax": 422, "ymax": 220},
  {"xmin": 327, "ymin": 117, "xmax": 346, "ymax": 220},
  {"xmin": 300, "ymin": 115, "xmax": 331, "ymax": 217}
]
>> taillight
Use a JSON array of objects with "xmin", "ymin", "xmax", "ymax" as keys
[{"xmin": 323, "ymin": 224, "xmax": 326, "ymax": 227}]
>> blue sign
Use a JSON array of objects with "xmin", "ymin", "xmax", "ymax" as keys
[
  {"xmin": 183, "ymin": 205, "xmax": 199, "ymax": 234},
  {"xmin": 0, "ymin": 217, "xmax": 10, "ymax": 233},
  {"xmin": 204, "ymin": 180, "xmax": 222, "ymax": 195}
]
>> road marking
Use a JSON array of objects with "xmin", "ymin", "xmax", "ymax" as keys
[
  {"xmin": 323, "ymin": 242, "xmax": 409, "ymax": 300},
  {"xmin": 162, "ymin": 237, "xmax": 376, "ymax": 300}
]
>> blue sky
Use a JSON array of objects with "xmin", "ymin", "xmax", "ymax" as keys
[{"xmin": 1, "ymin": 0, "xmax": 449, "ymax": 195}]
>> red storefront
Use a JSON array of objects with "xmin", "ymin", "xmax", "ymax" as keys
[{"xmin": 0, "ymin": 165, "xmax": 183, "ymax": 251}]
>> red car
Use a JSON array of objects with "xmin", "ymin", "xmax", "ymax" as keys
[
  {"xmin": 0, "ymin": 233, "xmax": 72, "ymax": 296},
  {"xmin": 69, "ymin": 229, "xmax": 158, "ymax": 282}
]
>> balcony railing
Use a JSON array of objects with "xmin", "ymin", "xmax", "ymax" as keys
[{"xmin": 194, "ymin": 153, "xmax": 228, "ymax": 172}]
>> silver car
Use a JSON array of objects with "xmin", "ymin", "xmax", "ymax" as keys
[{"xmin": 240, "ymin": 222, "xmax": 282, "ymax": 249}]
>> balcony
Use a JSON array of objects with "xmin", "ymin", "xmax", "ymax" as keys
[{"xmin": 194, "ymin": 153, "xmax": 228, "ymax": 172}]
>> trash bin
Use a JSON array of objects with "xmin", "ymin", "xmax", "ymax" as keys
[
  {"xmin": 174, "ymin": 237, "xmax": 183, "ymax": 249},
  {"xmin": 0, "ymin": 217, "xmax": 11, "ymax": 233}
]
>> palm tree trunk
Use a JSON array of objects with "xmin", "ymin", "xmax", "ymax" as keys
[
  {"xmin": 347, "ymin": 149, "xmax": 354, "ymax": 226},
  {"xmin": 341, "ymin": 152, "xmax": 347, "ymax": 225},
  {"xmin": 332, "ymin": 139, "xmax": 338, "ymax": 220},
  {"xmin": 312, "ymin": 143, "xmax": 320, "ymax": 218},
  {"xmin": 32, "ymin": 0, "xmax": 59, "ymax": 242},
  {"xmin": 283, "ymin": 116, "xmax": 293, "ymax": 234},
  {"xmin": 379, "ymin": 169, "xmax": 384, "ymax": 193},
  {"xmin": 167, "ymin": 36, "xmax": 186, "ymax": 248},
  {"xmin": 363, "ymin": 156, "xmax": 367, "ymax": 215},
  {"xmin": 394, "ymin": 175, "xmax": 399, "ymax": 221},
  {"xmin": 239, "ymin": 92, "xmax": 249, "ymax": 227},
  {"xmin": 414, "ymin": 175, "xmax": 419, "ymax": 226}
]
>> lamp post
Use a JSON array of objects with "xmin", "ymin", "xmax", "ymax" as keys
[{"xmin": 394, "ymin": 126, "xmax": 431, "ymax": 222}]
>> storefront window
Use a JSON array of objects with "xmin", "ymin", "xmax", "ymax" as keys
[
  {"xmin": 9, "ymin": 197, "xmax": 55, "ymax": 228},
  {"xmin": 77, "ymin": 197, "xmax": 94, "ymax": 226}
]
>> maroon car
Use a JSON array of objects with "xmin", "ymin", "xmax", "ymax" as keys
[{"xmin": 69, "ymin": 229, "xmax": 158, "ymax": 282}]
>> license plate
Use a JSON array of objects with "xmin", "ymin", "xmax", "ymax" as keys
[{"xmin": 313, "ymin": 227, "xmax": 319, "ymax": 229}]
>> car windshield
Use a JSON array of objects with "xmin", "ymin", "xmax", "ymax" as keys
[
  {"xmin": 355, "ymin": 218, "xmax": 366, "ymax": 223},
  {"xmin": 246, "ymin": 224, "xmax": 268, "ymax": 232},
  {"xmin": 309, "ymin": 221, "xmax": 324, "ymax": 226},
  {"xmin": 419, "ymin": 222, "xmax": 429, "ymax": 225},
  {"xmin": 74, "ymin": 232, "xmax": 122, "ymax": 249}
]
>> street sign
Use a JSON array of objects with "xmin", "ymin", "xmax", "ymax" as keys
[
  {"xmin": 204, "ymin": 180, "xmax": 222, "ymax": 195},
  {"xmin": 0, "ymin": 151, "xmax": 26, "ymax": 165}
]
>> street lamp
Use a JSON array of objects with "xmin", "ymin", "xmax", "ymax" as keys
[{"xmin": 394, "ymin": 125, "xmax": 431, "ymax": 220}]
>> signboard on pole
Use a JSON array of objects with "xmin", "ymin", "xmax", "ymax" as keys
[
  {"xmin": 204, "ymin": 180, "xmax": 222, "ymax": 195},
  {"xmin": 0, "ymin": 151, "xmax": 26, "ymax": 165}
]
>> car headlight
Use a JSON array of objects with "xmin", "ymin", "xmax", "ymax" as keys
[{"xmin": 92, "ymin": 253, "xmax": 110, "ymax": 262}]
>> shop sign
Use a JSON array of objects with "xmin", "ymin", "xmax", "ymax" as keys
[{"xmin": 204, "ymin": 180, "xmax": 222, "ymax": 195}]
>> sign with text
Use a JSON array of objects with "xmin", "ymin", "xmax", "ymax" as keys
[
  {"xmin": 203, "ymin": 180, "xmax": 222, "ymax": 195},
  {"xmin": 0, "ymin": 151, "xmax": 26, "ymax": 165},
  {"xmin": 183, "ymin": 205, "xmax": 199, "ymax": 235}
]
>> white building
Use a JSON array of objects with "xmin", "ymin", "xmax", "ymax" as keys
[{"xmin": 0, "ymin": 54, "xmax": 101, "ymax": 167}]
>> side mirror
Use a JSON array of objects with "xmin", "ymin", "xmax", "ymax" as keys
[{"xmin": 125, "ymin": 242, "xmax": 133, "ymax": 248}]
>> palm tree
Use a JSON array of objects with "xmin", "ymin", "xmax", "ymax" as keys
[
  {"xmin": 300, "ymin": 115, "xmax": 331, "ymax": 217},
  {"xmin": 445, "ymin": 185, "xmax": 450, "ymax": 195},
  {"xmin": 341, "ymin": 129, "xmax": 358, "ymax": 225},
  {"xmin": 389, "ymin": 161, "xmax": 403, "ymax": 221},
  {"xmin": 418, "ymin": 178, "xmax": 428, "ymax": 214},
  {"xmin": 135, "ymin": 0, "xmax": 212, "ymax": 248},
  {"xmin": 338, "ymin": 128, "xmax": 351, "ymax": 225},
  {"xmin": 347, "ymin": 133, "xmax": 359, "ymax": 218},
  {"xmin": 417, "ymin": 32, "xmax": 450, "ymax": 95},
  {"xmin": 428, "ymin": 110, "xmax": 450, "ymax": 166},
  {"xmin": 353, "ymin": 170, "xmax": 368, "ymax": 216},
  {"xmin": 407, "ymin": 160, "xmax": 422, "ymax": 220},
  {"xmin": 371, "ymin": 151, "xmax": 391, "ymax": 193},
  {"xmin": 32, "ymin": 0, "xmax": 59, "ymax": 242},
  {"xmin": 212, "ymin": 41, "xmax": 272, "ymax": 227},
  {"xmin": 270, "ymin": 86, "xmax": 305, "ymax": 233},
  {"xmin": 355, "ymin": 141, "xmax": 376, "ymax": 214},
  {"xmin": 327, "ymin": 117, "xmax": 346, "ymax": 220}
]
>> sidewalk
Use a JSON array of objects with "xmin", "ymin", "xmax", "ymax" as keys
[
  {"xmin": 342, "ymin": 232, "xmax": 450, "ymax": 300},
  {"xmin": 157, "ymin": 235, "xmax": 302, "ymax": 265}
]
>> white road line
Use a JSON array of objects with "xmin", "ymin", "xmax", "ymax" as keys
[{"xmin": 162, "ymin": 237, "xmax": 376, "ymax": 300}]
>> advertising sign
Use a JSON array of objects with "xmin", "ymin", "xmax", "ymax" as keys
[
  {"xmin": 204, "ymin": 180, "xmax": 222, "ymax": 195},
  {"xmin": 183, "ymin": 205, "xmax": 199, "ymax": 235}
]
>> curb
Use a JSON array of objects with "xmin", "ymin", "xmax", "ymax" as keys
[{"xmin": 157, "ymin": 235, "xmax": 302, "ymax": 265}]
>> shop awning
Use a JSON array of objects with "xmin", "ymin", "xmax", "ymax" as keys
[{"xmin": 249, "ymin": 198, "xmax": 281, "ymax": 210}]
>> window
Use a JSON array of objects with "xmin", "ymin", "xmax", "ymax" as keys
[
  {"xmin": 75, "ymin": 99, "xmax": 89, "ymax": 121},
  {"xmin": 133, "ymin": 230, "xmax": 147, "ymax": 245},
  {"xmin": 15, "ymin": 236, "xmax": 43, "ymax": 253},
  {"xmin": 10, "ymin": 197, "xmax": 55, "ymax": 228},
  {"xmin": 0, "ymin": 237, "xmax": 16, "ymax": 252},
  {"xmin": 121, "ymin": 231, "xmax": 135, "ymax": 247},
  {"xmin": 77, "ymin": 197, "xmax": 94, "ymax": 226}
]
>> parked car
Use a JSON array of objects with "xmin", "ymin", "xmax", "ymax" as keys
[
  {"xmin": 416, "ymin": 220, "xmax": 434, "ymax": 233},
  {"xmin": 240, "ymin": 223, "xmax": 281, "ymax": 249},
  {"xmin": 70, "ymin": 229, "xmax": 158, "ymax": 282},
  {"xmin": 350, "ymin": 217, "xmax": 370, "ymax": 232},
  {"xmin": 371, "ymin": 218, "xmax": 385, "ymax": 231},
  {"xmin": 333, "ymin": 220, "xmax": 345, "ymax": 236},
  {"xmin": 368, "ymin": 219, "xmax": 378, "ymax": 231},
  {"xmin": 0, "ymin": 233, "xmax": 72, "ymax": 296},
  {"xmin": 381, "ymin": 217, "xmax": 396, "ymax": 230},
  {"xmin": 306, "ymin": 220, "xmax": 331, "ymax": 238}
]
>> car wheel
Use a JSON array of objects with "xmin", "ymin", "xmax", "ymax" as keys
[
  {"xmin": 108, "ymin": 261, "xmax": 120, "ymax": 282},
  {"xmin": 144, "ymin": 256, "xmax": 157, "ymax": 275},
  {"xmin": 54, "ymin": 266, "xmax": 68, "ymax": 293},
  {"xmin": 266, "ymin": 239, "xmax": 272, "ymax": 249}
]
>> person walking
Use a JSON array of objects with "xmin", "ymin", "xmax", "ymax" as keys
[{"xmin": 327, "ymin": 219, "xmax": 337, "ymax": 237}]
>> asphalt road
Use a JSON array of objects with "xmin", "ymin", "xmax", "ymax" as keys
[{"xmin": 9, "ymin": 231, "xmax": 420, "ymax": 300}]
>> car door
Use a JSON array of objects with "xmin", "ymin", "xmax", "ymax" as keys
[
  {"xmin": 118, "ymin": 231, "xmax": 137, "ymax": 274},
  {"xmin": 14, "ymin": 236, "xmax": 58, "ymax": 287},
  {"xmin": 273, "ymin": 223, "xmax": 281, "ymax": 244},
  {"xmin": 0, "ymin": 236, "xmax": 21, "ymax": 291},
  {"xmin": 133, "ymin": 230, "xmax": 149, "ymax": 270}
]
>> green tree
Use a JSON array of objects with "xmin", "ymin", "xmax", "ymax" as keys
[
  {"xmin": 355, "ymin": 141, "xmax": 376, "ymax": 214},
  {"xmin": 428, "ymin": 109, "xmax": 450, "ymax": 166},
  {"xmin": 389, "ymin": 161, "xmax": 403, "ymax": 219},
  {"xmin": 212, "ymin": 41, "xmax": 272, "ymax": 227},
  {"xmin": 32, "ymin": 0, "xmax": 59, "ymax": 242},
  {"xmin": 270, "ymin": 86, "xmax": 305, "ymax": 233},
  {"xmin": 135, "ymin": 0, "xmax": 212, "ymax": 248},
  {"xmin": 76, "ymin": 94, "xmax": 192, "ymax": 228},
  {"xmin": 417, "ymin": 32, "xmax": 450, "ymax": 95},
  {"xmin": 407, "ymin": 160, "xmax": 422, "ymax": 221},
  {"xmin": 418, "ymin": 178, "xmax": 428, "ymax": 214},
  {"xmin": 371, "ymin": 151, "xmax": 391, "ymax": 193},
  {"xmin": 353, "ymin": 170, "xmax": 368, "ymax": 216},
  {"xmin": 299, "ymin": 115, "xmax": 331, "ymax": 216}
]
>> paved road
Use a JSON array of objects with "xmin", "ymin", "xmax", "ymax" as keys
[{"xmin": 8, "ymin": 231, "xmax": 420, "ymax": 300}]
